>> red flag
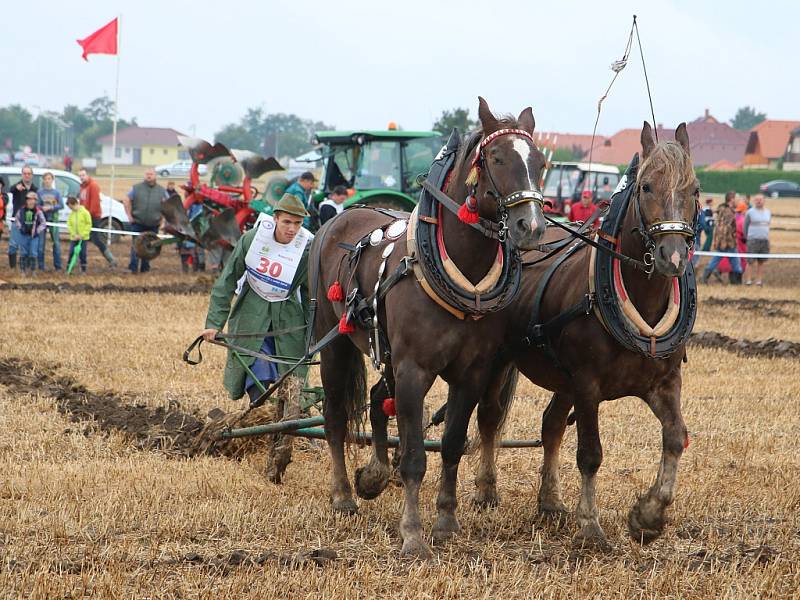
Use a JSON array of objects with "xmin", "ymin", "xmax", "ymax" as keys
[{"xmin": 77, "ymin": 18, "xmax": 118, "ymax": 61}]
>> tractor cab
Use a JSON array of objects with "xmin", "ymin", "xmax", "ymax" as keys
[
  {"xmin": 542, "ymin": 162, "xmax": 621, "ymax": 217},
  {"xmin": 312, "ymin": 129, "xmax": 443, "ymax": 212}
]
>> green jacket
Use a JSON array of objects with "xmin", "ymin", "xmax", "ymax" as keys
[
  {"xmin": 205, "ymin": 226, "xmax": 311, "ymax": 400},
  {"xmin": 68, "ymin": 206, "xmax": 92, "ymax": 240}
]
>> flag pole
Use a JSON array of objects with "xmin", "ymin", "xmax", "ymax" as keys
[{"xmin": 107, "ymin": 14, "xmax": 120, "ymax": 245}]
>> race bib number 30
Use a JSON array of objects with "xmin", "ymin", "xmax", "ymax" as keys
[{"xmin": 244, "ymin": 216, "xmax": 311, "ymax": 302}]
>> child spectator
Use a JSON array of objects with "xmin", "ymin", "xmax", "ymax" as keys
[
  {"xmin": 14, "ymin": 192, "xmax": 47, "ymax": 275},
  {"xmin": 66, "ymin": 196, "xmax": 91, "ymax": 273},
  {"xmin": 37, "ymin": 172, "xmax": 64, "ymax": 271}
]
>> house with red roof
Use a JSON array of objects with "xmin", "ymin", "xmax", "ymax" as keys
[
  {"xmin": 743, "ymin": 120, "xmax": 800, "ymax": 169},
  {"xmin": 533, "ymin": 132, "xmax": 606, "ymax": 159},
  {"xmin": 98, "ymin": 127, "xmax": 187, "ymax": 166},
  {"xmin": 583, "ymin": 110, "xmax": 749, "ymax": 168}
]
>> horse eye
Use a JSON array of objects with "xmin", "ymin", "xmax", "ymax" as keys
[{"xmin": 641, "ymin": 183, "xmax": 651, "ymax": 193}]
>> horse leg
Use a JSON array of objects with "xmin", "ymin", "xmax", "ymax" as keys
[
  {"xmin": 433, "ymin": 383, "xmax": 481, "ymax": 544},
  {"xmin": 538, "ymin": 392, "xmax": 573, "ymax": 517},
  {"xmin": 355, "ymin": 378, "xmax": 393, "ymax": 499},
  {"xmin": 628, "ymin": 374, "xmax": 687, "ymax": 544},
  {"xmin": 572, "ymin": 397, "xmax": 610, "ymax": 549},
  {"xmin": 321, "ymin": 338, "xmax": 365, "ymax": 515},
  {"xmin": 394, "ymin": 361, "xmax": 436, "ymax": 559},
  {"xmin": 474, "ymin": 365, "xmax": 517, "ymax": 508}
]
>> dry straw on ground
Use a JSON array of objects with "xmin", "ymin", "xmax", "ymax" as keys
[{"xmin": 0, "ymin": 200, "xmax": 799, "ymax": 597}]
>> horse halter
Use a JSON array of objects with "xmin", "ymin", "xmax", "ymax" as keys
[
  {"xmin": 632, "ymin": 180, "xmax": 699, "ymax": 276},
  {"xmin": 469, "ymin": 128, "xmax": 545, "ymax": 239}
]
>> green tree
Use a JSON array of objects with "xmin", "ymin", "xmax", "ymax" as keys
[
  {"xmin": 432, "ymin": 108, "xmax": 477, "ymax": 134},
  {"xmin": 730, "ymin": 106, "xmax": 766, "ymax": 131},
  {"xmin": 214, "ymin": 108, "xmax": 333, "ymax": 158},
  {"xmin": 0, "ymin": 105, "xmax": 36, "ymax": 150}
]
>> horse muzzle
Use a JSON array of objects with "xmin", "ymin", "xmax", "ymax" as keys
[
  {"xmin": 654, "ymin": 235, "xmax": 689, "ymax": 277},
  {"xmin": 504, "ymin": 191, "xmax": 547, "ymax": 251}
]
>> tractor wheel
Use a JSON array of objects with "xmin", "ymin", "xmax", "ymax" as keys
[
  {"xmin": 264, "ymin": 176, "xmax": 289, "ymax": 206},
  {"xmin": 363, "ymin": 195, "xmax": 413, "ymax": 213}
]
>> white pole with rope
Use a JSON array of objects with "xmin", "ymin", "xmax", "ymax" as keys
[{"xmin": 107, "ymin": 14, "xmax": 121, "ymax": 246}]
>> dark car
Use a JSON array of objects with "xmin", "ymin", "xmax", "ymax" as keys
[{"xmin": 759, "ymin": 180, "xmax": 800, "ymax": 198}]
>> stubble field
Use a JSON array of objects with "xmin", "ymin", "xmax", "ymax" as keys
[{"xmin": 0, "ymin": 200, "xmax": 798, "ymax": 598}]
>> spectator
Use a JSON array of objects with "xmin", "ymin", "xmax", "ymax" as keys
[
  {"xmin": 702, "ymin": 191, "xmax": 742, "ymax": 284},
  {"xmin": 285, "ymin": 171, "xmax": 317, "ymax": 228},
  {"xmin": 700, "ymin": 197, "xmax": 715, "ymax": 252},
  {"xmin": 165, "ymin": 181, "xmax": 180, "ymax": 198},
  {"xmin": 744, "ymin": 194, "xmax": 771, "ymax": 286},
  {"xmin": 318, "ymin": 185, "xmax": 348, "ymax": 225},
  {"xmin": 63, "ymin": 154, "xmax": 73, "ymax": 173},
  {"xmin": 7, "ymin": 166, "xmax": 37, "ymax": 269},
  {"xmin": 691, "ymin": 207, "xmax": 708, "ymax": 268},
  {"xmin": 569, "ymin": 189, "xmax": 595, "ymax": 223},
  {"xmin": 37, "ymin": 172, "xmax": 64, "ymax": 271},
  {"xmin": 734, "ymin": 201, "xmax": 748, "ymax": 278},
  {"xmin": 78, "ymin": 168, "xmax": 117, "ymax": 268},
  {"xmin": 0, "ymin": 178, "xmax": 5, "ymax": 243},
  {"xmin": 124, "ymin": 168, "xmax": 166, "ymax": 274},
  {"xmin": 66, "ymin": 196, "xmax": 91, "ymax": 273},
  {"xmin": 14, "ymin": 191, "xmax": 46, "ymax": 275}
]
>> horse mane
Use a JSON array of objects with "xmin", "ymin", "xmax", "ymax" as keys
[{"xmin": 639, "ymin": 141, "xmax": 697, "ymax": 190}]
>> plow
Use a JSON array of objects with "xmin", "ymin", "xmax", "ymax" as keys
[
  {"xmin": 135, "ymin": 136, "xmax": 286, "ymax": 266},
  {"xmin": 184, "ymin": 331, "xmax": 543, "ymax": 452}
]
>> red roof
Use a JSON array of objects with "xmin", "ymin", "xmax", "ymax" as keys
[
  {"xmin": 97, "ymin": 127, "xmax": 186, "ymax": 147},
  {"xmin": 583, "ymin": 113, "xmax": 748, "ymax": 167},
  {"xmin": 705, "ymin": 159, "xmax": 740, "ymax": 171},
  {"xmin": 745, "ymin": 120, "xmax": 800, "ymax": 160}
]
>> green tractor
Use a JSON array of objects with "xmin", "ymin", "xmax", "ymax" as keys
[{"xmin": 310, "ymin": 129, "xmax": 444, "ymax": 212}]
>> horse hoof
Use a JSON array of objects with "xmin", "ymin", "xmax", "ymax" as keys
[
  {"xmin": 538, "ymin": 499, "xmax": 569, "ymax": 517},
  {"xmin": 572, "ymin": 522, "xmax": 612, "ymax": 552},
  {"xmin": 432, "ymin": 515, "xmax": 461, "ymax": 545},
  {"xmin": 331, "ymin": 498, "xmax": 358, "ymax": 516},
  {"xmin": 400, "ymin": 538, "xmax": 433, "ymax": 560},
  {"xmin": 628, "ymin": 496, "xmax": 665, "ymax": 544},
  {"xmin": 354, "ymin": 465, "xmax": 389, "ymax": 500},
  {"xmin": 472, "ymin": 490, "xmax": 499, "ymax": 509}
]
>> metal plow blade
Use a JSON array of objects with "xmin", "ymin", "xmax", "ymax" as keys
[
  {"xmin": 177, "ymin": 135, "xmax": 232, "ymax": 164},
  {"xmin": 200, "ymin": 208, "xmax": 241, "ymax": 248},
  {"xmin": 133, "ymin": 231, "xmax": 162, "ymax": 260},
  {"xmin": 161, "ymin": 196, "xmax": 196, "ymax": 238},
  {"xmin": 230, "ymin": 149, "xmax": 285, "ymax": 180}
]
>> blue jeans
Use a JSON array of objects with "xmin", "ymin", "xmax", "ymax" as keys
[
  {"xmin": 704, "ymin": 247, "xmax": 742, "ymax": 275},
  {"xmin": 7, "ymin": 226, "xmax": 19, "ymax": 256},
  {"xmin": 129, "ymin": 222, "xmax": 159, "ymax": 273},
  {"xmin": 68, "ymin": 240, "xmax": 87, "ymax": 271},
  {"xmin": 38, "ymin": 223, "xmax": 63, "ymax": 270},
  {"xmin": 17, "ymin": 233, "xmax": 41, "ymax": 269}
]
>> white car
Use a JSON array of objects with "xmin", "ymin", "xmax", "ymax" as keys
[
  {"xmin": 1, "ymin": 167, "xmax": 130, "ymax": 235},
  {"xmin": 154, "ymin": 160, "xmax": 207, "ymax": 177}
]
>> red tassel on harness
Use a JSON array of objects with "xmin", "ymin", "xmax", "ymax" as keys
[
  {"xmin": 327, "ymin": 281, "xmax": 344, "ymax": 302},
  {"xmin": 684, "ymin": 434, "xmax": 690, "ymax": 449},
  {"xmin": 338, "ymin": 313, "xmax": 355, "ymax": 334},
  {"xmin": 382, "ymin": 397, "xmax": 396, "ymax": 417},
  {"xmin": 458, "ymin": 196, "xmax": 480, "ymax": 225}
]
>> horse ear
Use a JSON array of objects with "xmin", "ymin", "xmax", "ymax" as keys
[
  {"xmin": 641, "ymin": 121, "xmax": 656, "ymax": 159},
  {"xmin": 675, "ymin": 122, "xmax": 691, "ymax": 156},
  {"xmin": 478, "ymin": 97, "xmax": 498, "ymax": 132},
  {"xmin": 517, "ymin": 107, "xmax": 536, "ymax": 134}
]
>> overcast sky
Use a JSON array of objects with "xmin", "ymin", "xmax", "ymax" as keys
[{"xmin": 3, "ymin": 0, "xmax": 798, "ymax": 143}]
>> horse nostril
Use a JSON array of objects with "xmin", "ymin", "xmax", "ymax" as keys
[
  {"xmin": 516, "ymin": 218, "xmax": 530, "ymax": 232},
  {"xmin": 658, "ymin": 246, "xmax": 669, "ymax": 261}
]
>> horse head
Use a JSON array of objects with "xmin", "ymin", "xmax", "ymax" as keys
[
  {"xmin": 462, "ymin": 97, "xmax": 547, "ymax": 251},
  {"xmin": 636, "ymin": 122, "xmax": 700, "ymax": 277}
]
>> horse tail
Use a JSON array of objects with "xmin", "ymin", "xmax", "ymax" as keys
[
  {"xmin": 494, "ymin": 365, "xmax": 519, "ymax": 440},
  {"xmin": 341, "ymin": 341, "xmax": 368, "ymax": 441}
]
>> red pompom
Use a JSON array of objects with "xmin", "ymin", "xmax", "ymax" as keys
[
  {"xmin": 684, "ymin": 434, "xmax": 690, "ymax": 450},
  {"xmin": 458, "ymin": 199, "xmax": 480, "ymax": 225},
  {"xmin": 327, "ymin": 281, "xmax": 344, "ymax": 302},
  {"xmin": 338, "ymin": 313, "xmax": 355, "ymax": 334},
  {"xmin": 382, "ymin": 397, "xmax": 396, "ymax": 417}
]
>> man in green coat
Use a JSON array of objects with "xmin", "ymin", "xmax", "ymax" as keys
[{"xmin": 201, "ymin": 194, "xmax": 312, "ymax": 482}]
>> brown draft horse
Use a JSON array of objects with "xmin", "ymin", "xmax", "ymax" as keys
[
  {"xmin": 469, "ymin": 122, "xmax": 700, "ymax": 548},
  {"xmin": 310, "ymin": 98, "xmax": 547, "ymax": 558}
]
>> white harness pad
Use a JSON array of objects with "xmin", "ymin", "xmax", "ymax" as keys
[{"xmin": 244, "ymin": 216, "xmax": 311, "ymax": 302}]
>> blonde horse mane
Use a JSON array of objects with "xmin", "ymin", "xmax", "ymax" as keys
[{"xmin": 639, "ymin": 141, "xmax": 697, "ymax": 190}]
